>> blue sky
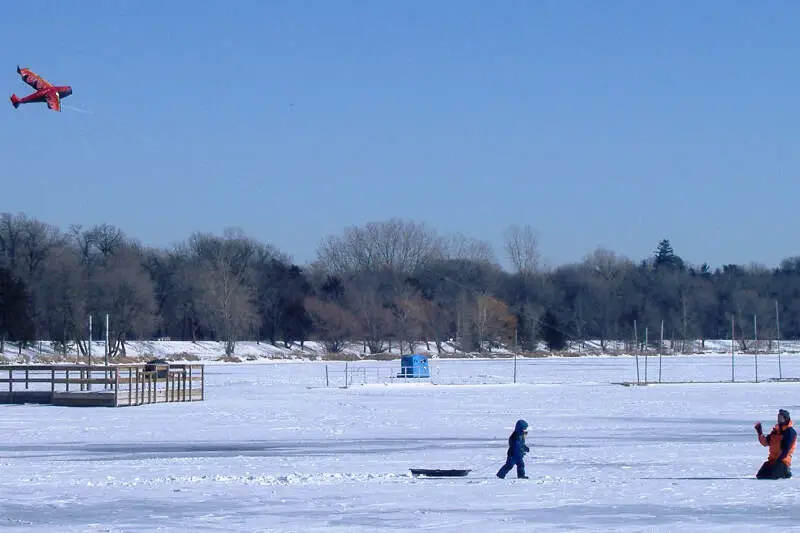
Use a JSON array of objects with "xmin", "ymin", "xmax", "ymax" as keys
[{"xmin": 2, "ymin": 1, "xmax": 799, "ymax": 270}]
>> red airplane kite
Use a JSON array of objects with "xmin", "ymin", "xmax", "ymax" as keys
[{"xmin": 10, "ymin": 66, "xmax": 73, "ymax": 112}]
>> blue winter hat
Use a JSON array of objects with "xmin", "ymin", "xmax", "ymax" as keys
[{"xmin": 515, "ymin": 419, "xmax": 529, "ymax": 432}]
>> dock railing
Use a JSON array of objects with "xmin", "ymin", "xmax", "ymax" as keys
[{"xmin": 0, "ymin": 363, "xmax": 204, "ymax": 407}]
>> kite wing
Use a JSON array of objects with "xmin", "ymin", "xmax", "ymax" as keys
[
  {"xmin": 46, "ymin": 93, "xmax": 61, "ymax": 112},
  {"xmin": 17, "ymin": 66, "xmax": 53, "ymax": 91}
]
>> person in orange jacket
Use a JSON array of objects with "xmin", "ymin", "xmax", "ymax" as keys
[{"xmin": 754, "ymin": 409, "xmax": 797, "ymax": 479}]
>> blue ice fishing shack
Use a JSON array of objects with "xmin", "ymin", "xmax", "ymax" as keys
[{"xmin": 397, "ymin": 354, "xmax": 430, "ymax": 378}]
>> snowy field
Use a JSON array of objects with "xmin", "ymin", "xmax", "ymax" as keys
[
  {"xmin": 6, "ymin": 337, "xmax": 800, "ymax": 364},
  {"xmin": 2, "ymin": 355, "xmax": 799, "ymax": 532}
]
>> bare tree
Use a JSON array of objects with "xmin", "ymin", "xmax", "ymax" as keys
[
  {"xmin": 351, "ymin": 289, "xmax": 394, "ymax": 354},
  {"xmin": 198, "ymin": 265, "xmax": 257, "ymax": 355},
  {"xmin": 305, "ymin": 297, "xmax": 358, "ymax": 353},
  {"xmin": 316, "ymin": 218, "xmax": 443, "ymax": 275},
  {"xmin": 92, "ymin": 246, "xmax": 157, "ymax": 356},
  {"xmin": 728, "ymin": 288, "xmax": 773, "ymax": 352},
  {"xmin": 419, "ymin": 298, "xmax": 451, "ymax": 354},
  {"xmin": 37, "ymin": 244, "xmax": 90, "ymax": 356},
  {"xmin": 67, "ymin": 223, "xmax": 129, "ymax": 276},
  {"xmin": 84, "ymin": 224, "xmax": 126, "ymax": 258},
  {"xmin": 442, "ymin": 232, "xmax": 496, "ymax": 264},
  {"xmin": 0, "ymin": 213, "xmax": 27, "ymax": 273},
  {"xmin": 455, "ymin": 289, "xmax": 475, "ymax": 351},
  {"xmin": 474, "ymin": 294, "xmax": 517, "ymax": 352},
  {"xmin": 504, "ymin": 224, "xmax": 541, "ymax": 278},
  {"xmin": 189, "ymin": 229, "xmax": 259, "ymax": 355},
  {"xmin": 0, "ymin": 214, "xmax": 62, "ymax": 279},
  {"xmin": 581, "ymin": 248, "xmax": 633, "ymax": 351},
  {"xmin": 392, "ymin": 287, "xmax": 427, "ymax": 354},
  {"xmin": 684, "ymin": 275, "xmax": 719, "ymax": 350},
  {"xmin": 157, "ymin": 245, "xmax": 207, "ymax": 341},
  {"xmin": 0, "ymin": 213, "xmax": 64, "ymax": 340}
]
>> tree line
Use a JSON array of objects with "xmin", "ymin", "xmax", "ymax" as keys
[{"xmin": 0, "ymin": 212, "xmax": 797, "ymax": 356}]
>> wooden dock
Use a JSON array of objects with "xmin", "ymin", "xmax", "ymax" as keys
[{"xmin": 0, "ymin": 363, "xmax": 204, "ymax": 407}]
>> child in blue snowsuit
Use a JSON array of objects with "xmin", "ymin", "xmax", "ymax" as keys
[{"xmin": 497, "ymin": 419, "xmax": 530, "ymax": 479}]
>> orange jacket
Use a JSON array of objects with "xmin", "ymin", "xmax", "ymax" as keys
[{"xmin": 759, "ymin": 420, "xmax": 796, "ymax": 466}]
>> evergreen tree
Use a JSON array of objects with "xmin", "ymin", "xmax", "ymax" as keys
[
  {"xmin": 540, "ymin": 310, "xmax": 567, "ymax": 352},
  {"xmin": 654, "ymin": 239, "xmax": 685, "ymax": 270},
  {"xmin": 654, "ymin": 239, "xmax": 674, "ymax": 266},
  {"xmin": 320, "ymin": 275, "xmax": 345, "ymax": 302},
  {"xmin": 0, "ymin": 267, "xmax": 35, "ymax": 345}
]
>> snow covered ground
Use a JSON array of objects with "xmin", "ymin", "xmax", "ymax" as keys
[
  {"xmin": 2, "ymin": 355, "xmax": 799, "ymax": 532},
  {"xmin": 4, "ymin": 337, "xmax": 800, "ymax": 365}
]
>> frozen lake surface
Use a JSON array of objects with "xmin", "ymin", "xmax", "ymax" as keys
[{"xmin": 1, "ymin": 354, "xmax": 799, "ymax": 532}]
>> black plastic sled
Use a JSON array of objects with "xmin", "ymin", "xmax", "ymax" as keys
[{"xmin": 410, "ymin": 469, "xmax": 471, "ymax": 477}]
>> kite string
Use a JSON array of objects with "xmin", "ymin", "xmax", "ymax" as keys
[
  {"xmin": 62, "ymin": 104, "xmax": 94, "ymax": 115},
  {"xmin": 62, "ymin": 104, "xmax": 166, "ymax": 149}
]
